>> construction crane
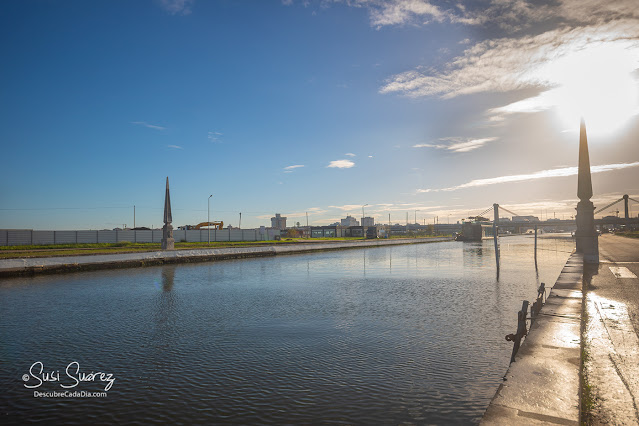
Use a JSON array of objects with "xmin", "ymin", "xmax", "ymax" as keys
[{"xmin": 193, "ymin": 221, "xmax": 223, "ymax": 230}]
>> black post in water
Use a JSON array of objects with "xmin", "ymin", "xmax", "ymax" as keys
[
  {"xmin": 534, "ymin": 225, "xmax": 538, "ymax": 259},
  {"xmin": 493, "ymin": 203, "xmax": 500, "ymax": 270}
]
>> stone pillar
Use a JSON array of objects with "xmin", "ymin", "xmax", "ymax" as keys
[
  {"xmin": 575, "ymin": 120, "xmax": 598, "ymax": 263},
  {"xmin": 161, "ymin": 177, "xmax": 175, "ymax": 250}
]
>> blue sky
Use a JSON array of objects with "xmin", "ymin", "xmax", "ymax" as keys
[{"xmin": 1, "ymin": 0, "xmax": 638, "ymax": 230}]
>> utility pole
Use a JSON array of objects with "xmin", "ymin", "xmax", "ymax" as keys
[
  {"xmin": 362, "ymin": 204, "xmax": 368, "ymax": 239},
  {"xmin": 239, "ymin": 212, "xmax": 242, "ymax": 229},
  {"xmin": 133, "ymin": 205, "xmax": 135, "ymax": 229},
  {"xmin": 208, "ymin": 195, "xmax": 213, "ymax": 244}
]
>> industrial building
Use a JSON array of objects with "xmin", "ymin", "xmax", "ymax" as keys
[
  {"xmin": 340, "ymin": 216, "xmax": 359, "ymax": 226},
  {"xmin": 271, "ymin": 213, "xmax": 287, "ymax": 230}
]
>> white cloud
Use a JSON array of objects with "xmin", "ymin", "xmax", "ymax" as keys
[
  {"xmin": 340, "ymin": 0, "xmax": 639, "ymax": 30},
  {"xmin": 345, "ymin": 153, "xmax": 356, "ymax": 157},
  {"xmin": 284, "ymin": 164, "xmax": 305, "ymax": 170},
  {"xmin": 417, "ymin": 162, "xmax": 639, "ymax": 193},
  {"xmin": 368, "ymin": 0, "xmax": 445, "ymax": 27},
  {"xmin": 132, "ymin": 121, "xmax": 165, "ymax": 130},
  {"xmin": 381, "ymin": 21, "xmax": 639, "ymax": 100},
  {"xmin": 208, "ymin": 131, "xmax": 222, "ymax": 143},
  {"xmin": 158, "ymin": 0, "xmax": 193, "ymax": 15},
  {"xmin": 413, "ymin": 137, "xmax": 497, "ymax": 153},
  {"xmin": 327, "ymin": 159, "xmax": 355, "ymax": 168},
  {"xmin": 167, "ymin": 145, "xmax": 183, "ymax": 150},
  {"xmin": 328, "ymin": 204, "xmax": 364, "ymax": 211}
]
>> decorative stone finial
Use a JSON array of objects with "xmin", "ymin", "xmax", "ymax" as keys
[
  {"xmin": 161, "ymin": 177, "xmax": 174, "ymax": 250},
  {"xmin": 575, "ymin": 119, "xmax": 598, "ymax": 263}
]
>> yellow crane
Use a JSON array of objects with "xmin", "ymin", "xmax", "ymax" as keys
[{"xmin": 194, "ymin": 221, "xmax": 223, "ymax": 230}]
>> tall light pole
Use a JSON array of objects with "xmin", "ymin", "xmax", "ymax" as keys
[
  {"xmin": 208, "ymin": 194, "xmax": 213, "ymax": 244},
  {"xmin": 362, "ymin": 204, "xmax": 368, "ymax": 239}
]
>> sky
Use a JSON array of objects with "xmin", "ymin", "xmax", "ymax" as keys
[{"xmin": 1, "ymin": 0, "xmax": 638, "ymax": 230}]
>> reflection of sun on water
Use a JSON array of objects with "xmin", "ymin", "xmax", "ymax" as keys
[{"xmin": 544, "ymin": 42, "xmax": 639, "ymax": 136}]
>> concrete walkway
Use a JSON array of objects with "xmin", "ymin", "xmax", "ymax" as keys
[
  {"xmin": 583, "ymin": 234, "xmax": 639, "ymax": 424},
  {"xmin": 481, "ymin": 252, "xmax": 583, "ymax": 425},
  {"xmin": 482, "ymin": 234, "xmax": 639, "ymax": 425},
  {"xmin": 0, "ymin": 237, "xmax": 451, "ymax": 277}
]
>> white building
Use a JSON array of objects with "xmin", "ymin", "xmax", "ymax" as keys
[
  {"xmin": 512, "ymin": 215, "xmax": 540, "ymax": 222},
  {"xmin": 361, "ymin": 217, "xmax": 375, "ymax": 226},
  {"xmin": 341, "ymin": 216, "xmax": 359, "ymax": 227},
  {"xmin": 271, "ymin": 213, "xmax": 287, "ymax": 230}
]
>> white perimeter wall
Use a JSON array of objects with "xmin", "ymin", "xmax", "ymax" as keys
[{"xmin": 0, "ymin": 229, "xmax": 281, "ymax": 246}]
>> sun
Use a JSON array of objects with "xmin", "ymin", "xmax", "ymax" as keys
[{"xmin": 545, "ymin": 42, "xmax": 639, "ymax": 136}]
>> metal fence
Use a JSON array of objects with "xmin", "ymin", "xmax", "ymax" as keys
[{"xmin": 0, "ymin": 229, "xmax": 281, "ymax": 246}]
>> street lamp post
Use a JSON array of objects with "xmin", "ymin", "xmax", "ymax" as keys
[
  {"xmin": 208, "ymin": 195, "xmax": 213, "ymax": 245},
  {"xmin": 362, "ymin": 204, "xmax": 368, "ymax": 239}
]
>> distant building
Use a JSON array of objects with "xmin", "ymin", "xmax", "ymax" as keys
[
  {"xmin": 361, "ymin": 217, "xmax": 375, "ymax": 226},
  {"xmin": 341, "ymin": 216, "xmax": 359, "ymax": 227},
  {"xmin": 512, "ymin": 215, "xmax": 540, "ymax": 222},
  {"xmin": 271, "ymin": 213, "xmax": 287, "ymax": 230}
]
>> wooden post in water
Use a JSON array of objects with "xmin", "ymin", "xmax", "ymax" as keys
[
  {"xmin": 493, "ymin": 203, "xmax": 500, "ymax": 270},
  {"xmin": 534, "ymin": 225, "xmax": 538, "ymax": 260}
]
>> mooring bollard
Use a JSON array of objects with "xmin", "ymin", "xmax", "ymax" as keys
[
  {"xmin": 505, "ymin": 300, "xmax": 529, "ymax": 363},
  {"xmin": 530, "ymin": 283, "xmax": 546, "ymax": 324}
]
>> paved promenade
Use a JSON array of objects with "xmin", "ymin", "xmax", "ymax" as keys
[
  {"xmin": 482, "ymin": 234, "xmax": 639, "ymax": 425},
  {"xmin": 0, "ymin": 237, "xmax": 451, "ymax": 277},
  {"xmin": 482, "ymin": 252, "xmax": 583, "ymax": 425},
  {"xmin": 583, "ymin": 234, "xmax": 639, "ymax": 424}
]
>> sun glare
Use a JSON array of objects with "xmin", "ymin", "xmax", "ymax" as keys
[{"xmin": 542, "ymin": 42, "xmax": 639, "ymax": 136}]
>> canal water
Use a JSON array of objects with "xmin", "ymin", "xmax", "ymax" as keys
[{"xmin": 0, "ymin": 235, "xmax": 574, "ymax": 424}]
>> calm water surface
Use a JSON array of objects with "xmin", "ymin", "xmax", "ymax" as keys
[{"xmin": 0, "ymin": 236, "xmax": 574, "ymax": 424}]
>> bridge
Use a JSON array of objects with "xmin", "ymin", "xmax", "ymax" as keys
[{"xmin": 458, "ymin": 194, "xmax": 639, "ymax": 240}]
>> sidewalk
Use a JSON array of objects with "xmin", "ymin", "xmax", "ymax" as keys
[
  {"xmin": 582, "ymin": 234, "xmax": 639, "ymax": 424},
  {"xmin": 481, "ymin": 252, "xmax": 583, "ymax": 425},
  {"xmin": 482, "ymin": 234, "xmax": 639, "ymax": 425}
]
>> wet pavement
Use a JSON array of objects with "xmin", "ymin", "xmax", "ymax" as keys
[
  {"xmin": 482, "ymin": 252, "xmax": 582, "ymax": 425},
  {"xmin": 584, "ymin": 234, "xmax": 639, "ymax": 424}
]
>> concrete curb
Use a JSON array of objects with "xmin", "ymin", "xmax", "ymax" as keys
[
  {"xmin": 0, "ymin": 237, "xmax": 452, "ymax": 278},
  {"xmin": 481, "ymin": 252, "xmax": 583, "ymax": 425}
]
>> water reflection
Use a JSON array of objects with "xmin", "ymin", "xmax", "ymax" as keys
[
  {"xmin": 0, "ymin": 236, "xmax": 574, "ymax": 425},
  {"xmin": 161, "ymin": 265, "xmax": 175, "ymax": 292}
]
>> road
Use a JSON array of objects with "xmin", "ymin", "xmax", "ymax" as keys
[{"xmin": 584, "ymin": 234, "xmax": 639, "ymax": 424}]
